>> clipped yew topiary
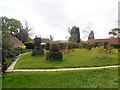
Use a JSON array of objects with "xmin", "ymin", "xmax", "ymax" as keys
[
  {"xmin": 46, "ymin": 44, "xmax": 63, "ymax": 61},
  {"xmin": 32, "ymin": 37, "xmax": 44, "ymax": 56},
  {"xmin": 45, "ymin": 42, "xmax": 50, "ymax": 50},
  {"xmin": 49, "ymin": 44, "xmax": 59, "ymax": 52},
  {"xmin": 32, "ymin": 47, "xmax": 44, "ymax": 56}
]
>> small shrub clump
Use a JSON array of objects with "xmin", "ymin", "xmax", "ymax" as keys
[
  {"xmin": 46, "ymin": 44, "xmax": 63, "ymax": 61},
  {"xmin": 49, "ymin": 44, "xmax": 59, "ymax": 51},
  {"xmin": 85, "ymin": 44, "xmax": 93, "ymax": 50},
  {"xmin": 32, "ymin": 47, "xmax": 44, "ymax": 56},
  {"xmin": 92, "ymin": 45, "xmax": 113, "ymax": 60}
]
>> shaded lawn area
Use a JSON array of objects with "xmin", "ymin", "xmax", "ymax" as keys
[
  {"xmin": 15, "ymin": 49, "xmax": 118, "ymax": 69},
  {"xmin": 2, "ymin": 68, "xmax": 118, "ymax": 88},
  {"xmin": 0, "ymin": 77, "xmax": 2, "ymax": 89}
]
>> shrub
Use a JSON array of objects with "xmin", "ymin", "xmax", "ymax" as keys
[
  {"xmin": 41, "ymin": 44, "xmax": 45, "ymax": 49},
  {"xmin": 111, "ymin": 44, "xmax": 120, "ymax": 48},
  {"xmin": 106, "ymin": 44, "xmax": 113, "ymax": 54},
  {"xmin": 79, "ymin": 42, "xmax": 86, "ymax": 48},
  {"xmin": 92, "ymin": 46, "xmax": 112, "ymax": 60},
  {"xmin": 59, "ymin": 43, "xmax": 65, "ymax": 49},
  {"xmin": 32, "ymin": 47, "xmax": 44, "ymax": 56},
  {"xmin": 46, "ymin": 51, "xmax": 63, "ymax": 61},
  {"xmin": 93, "ymin": 42, "xmax": 99, "ymax": 48},
  {"xmin": 66, "ymin": 42, "xmax": 73, "ymax": 49},
  {"xmin": 46, "ymin": 44, "xmax": 63, "ymax": 61},
  {"xmin": 45, "ymin": 42, "xmax": 50, "ymax": 50},
  {"xmin": 85, "ymin": 44, "xmax": 93, "ymax": 50},
  {"xmin": 49, "ymin": 44, "xmax": 59, "ymax": 52},
  {"xmin": 24, "ymin": 43, "xmax": 34, "ymax": 49},
  {"xmin": 34, "ymin": 38, "xmax": 41, "ymax": 47},
  {"xmin": 20, "ymin": 45, "xmax": 26, "ymax": 53},
  {"xmin": 73, "ymin": 43, "xmax": 79, "ymax": 48}
]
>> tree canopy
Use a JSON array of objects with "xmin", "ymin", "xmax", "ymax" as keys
[
  {"xmin": 1, "ymin": 16, "xmax": 31, "ymax": 43},
  {"xmin": 109, "ymin": 28, "xmax": 120, "ymax": 38},
  {"xmin": 68, "ymin": 26, "xmax": 80, "ymax": 43}
]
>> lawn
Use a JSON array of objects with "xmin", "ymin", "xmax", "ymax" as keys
[
  {"xmin": 2, "ymin": 68, "xmax": 118, "ymax": 88},
  {"xmin": 15, "ymin": 49, "xmax": 118, "ymax": 69}
]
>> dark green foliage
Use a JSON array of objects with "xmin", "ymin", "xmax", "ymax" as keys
[
  {"xmin": 46, "ymin": 44, "xmax": 63, "ymax": 61},
  {"xmin": 109, "ymin": 28, "xmax": 120, "ymax": 38},
  {"xmin": 32, "ymin": 37, "xmax": 44, "ymax": 56},
  {"xmin": 104, "ymin": 42, "xmax": 109, "ymax": 49},
  {"xmin": 88, "ymin": 31, "xmax": 95, "ymax": 40},
  {"xmin": 66, "ymin": 42, "xmax": 73, "ymax": 49},
  {"xmin": 66, "ymin": 42, "xmax": 80, "ymax": 49},
  {"xmin": 85, "ymin": 44, "xmax": 93, "ymax": 50},
  {"xmin": 58, "ymin": 43, "xmax": 65, "ymax": 49},
  {"xmin": 46, "ymin": 51, "xmax": 63, "ymax": 61},
  {"xmin": 69, "ymin": 26, "xmax": 80, "ymax": 43},
  {"xmin": 45, "ymin": 42, "xmax": 50, "ymax": 50},
  {"xmin": 73, "ymin": 43, "xmax": 79, "ymax": 48},
  {"xmin": 79, "ymin": 42, "xmax": 86, "ymax": 48},
  {"xmin": 41, "ymin": 44, "xmax": 45, "ymax": 49},
  {"xmin": 94, "ymin": 42, "xmax": 99, "ymax": 48},
  {"xmin": 32, "ymin": 47, "xmax": 44, "ymax": 56},
  {"xmin": 34, "ymin": 38, "xmax": 41, "ymax": 47},
  {"xmin": 1, "ymin": 16, "xmax": 31, "ymax": 43},
  {"xmin": 24, "ymin": 42, "xmax": 34, "ymax": 49},
  {"xmin": 49, "ymin": 44, "xmax": 59, "ymax": 52},
  {"xmin": 17, "ymin": 29, "xmax": 30, "ymax": 43},
  {"xmin": 111, "ymin": 44, "xmax": 120, "ymax": 48}
]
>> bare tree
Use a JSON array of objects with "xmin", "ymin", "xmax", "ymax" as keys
[
  {"xmin": 82, "ymin": 23, "xmax": 94, "ymax": 40},
  {"xmin": 50, "ymin": 35, "xmax": 53, "ymax": 41}
]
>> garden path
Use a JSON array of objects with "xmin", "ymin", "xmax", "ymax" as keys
[{"xmin": 6, "ymin": 52, "xmax": 120, "ymax": 72}]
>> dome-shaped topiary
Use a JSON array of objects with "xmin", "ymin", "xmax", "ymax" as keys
[{"xmin": 49, "ymin": 44, "xmax": 59, "ymax": 52}]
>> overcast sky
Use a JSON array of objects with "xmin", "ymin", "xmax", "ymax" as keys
[{"xmin": 1, "ymin": 0, "xmax": 119, "ymax": 40}]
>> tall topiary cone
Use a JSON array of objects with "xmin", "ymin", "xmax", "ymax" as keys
[
  {"xmin": 46, "ymin": 44, "xmax": 63, "ymax": 61},
  {"xmin": 88, "ymin": 31, "xmax": 95, "ymax": 40}
]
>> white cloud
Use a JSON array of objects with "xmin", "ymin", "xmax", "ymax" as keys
[{"xmin": 0, "ymin": 0, "xmax": 119, "ymax": 40}]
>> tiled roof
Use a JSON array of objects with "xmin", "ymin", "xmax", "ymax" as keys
[{"xmin": 85, "ymin": 38, "xmax": 120, "ymax": 44}]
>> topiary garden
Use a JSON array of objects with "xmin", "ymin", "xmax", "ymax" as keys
[
  {"xmin": 46, "ymin": 44, "xmax": 63, "ymax": 61},
  {"xmin": 32, "ymin": 37, "xmax": 44, "ymax": 56}
]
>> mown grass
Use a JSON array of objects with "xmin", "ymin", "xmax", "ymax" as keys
[
  {"xmin": 2, "ymin": 68, "xmax": 118, "ymax": 88},
  {"xmin": 15, "ymin": 49, "xmax": 118, "ymax": 69},
  {"xmin": 0, "ymin": 77, "xmax": 2, "ymax": 89}
]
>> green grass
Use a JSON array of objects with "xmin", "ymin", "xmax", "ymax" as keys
[
  {"xmin": 5, "ymin": 58, "xmax": 13, "ymax": 67},
  {"xmin": 2, "ymin": 68, "xmax": 118, "ymax": 88},
  {"xmin": 0, "ymin": 77, "xmax": 2, "ymax": 89},
  {"xmin": 15, "ymin": 49, "xmax": 118, "ymax": 69}
]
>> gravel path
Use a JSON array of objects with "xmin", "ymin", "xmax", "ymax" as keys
[{"xmin": 6, "ymin": 65, "xmax": 120, "ymax": 72}]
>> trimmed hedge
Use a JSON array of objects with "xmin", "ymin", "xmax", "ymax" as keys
[
  {"xmin": 46, "ymin": 51, "xmax": 63, "ymax": 61},
  {"xmin": 46, "ymin": 44, "xmax": 63, "ymax": 61},
  {"xmin": 45, "ymin": 42, "xmax": 50, "ymax": 50},
  {"xmin": 111, "ymin": 44, "xmax": 120, "ymax": 48},
  {"xmin": 59, "ymin": 43, "xmax": 65, "ymax": 49},
  {"xmin": 49, "ymin": 44, "xmax": 59, "ymax": 52},
  {"xmin": 85, "ymin": 44, "xmax": 93, "ymax": 50},
  {"xmin": 24, "ymin": 43, "xmax": 34, "ymax": 49},
  {"xmin": 32, "ymin": 47, "xmax": 44, "ymax": 56}
]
